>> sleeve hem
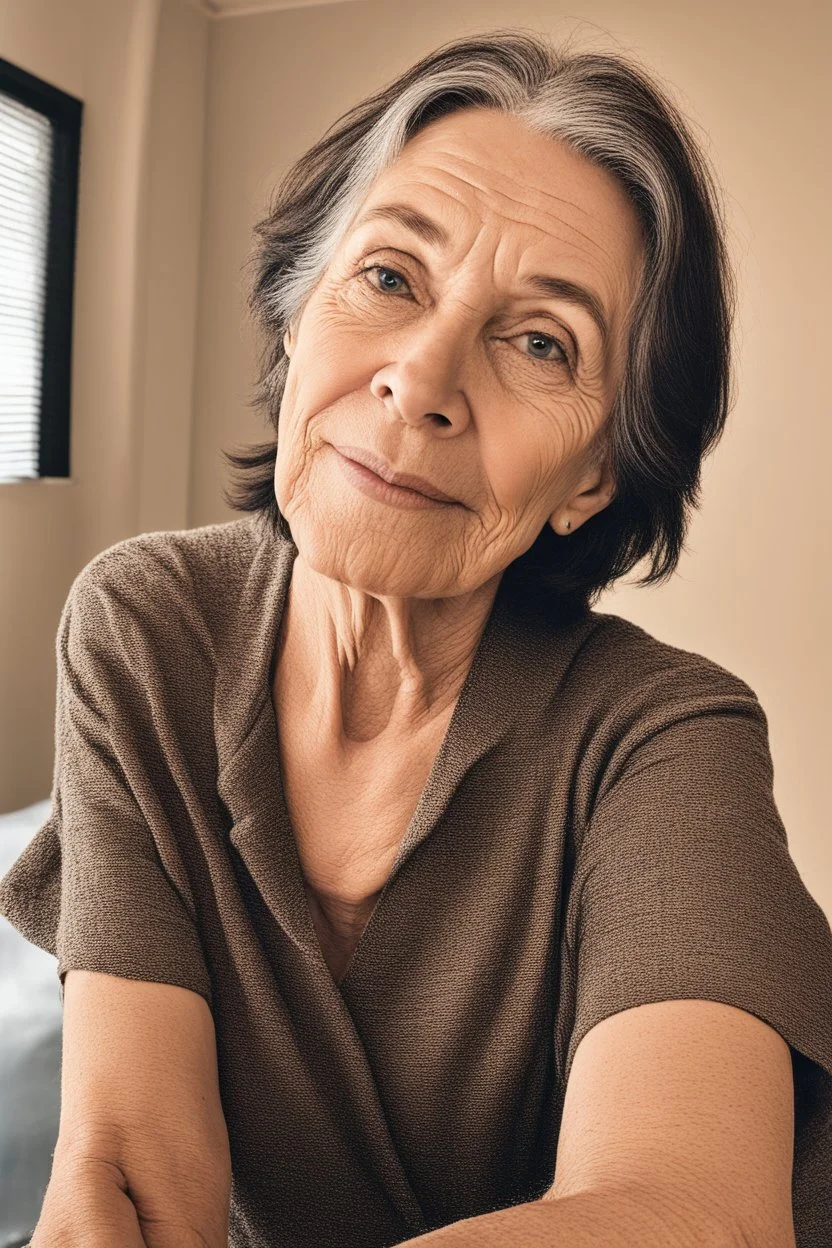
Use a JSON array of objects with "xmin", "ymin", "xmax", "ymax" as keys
[{"xmin": 57, "ymin": 957, "xmax": 214, "ymax": 1014}]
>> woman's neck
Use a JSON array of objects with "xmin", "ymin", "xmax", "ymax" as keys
[{"xmin": 274, "ymin": 553, "xmax": 501, "ymax": 749}]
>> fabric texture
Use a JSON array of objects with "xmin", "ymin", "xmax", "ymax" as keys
[{"xmin": 1, "ymin": 514, "xmax": 830, "ymax": 1247}]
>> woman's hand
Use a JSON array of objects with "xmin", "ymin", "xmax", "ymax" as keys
[
  {"xmin": 30, "ymin": 1149, "xmax": 149, "ymax": 1246},
  {"xmin": 30, "ymin": 1143, "xmax": 225, "ymax": 1247}
]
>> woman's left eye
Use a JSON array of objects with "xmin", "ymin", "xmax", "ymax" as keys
[
  {"xmin": 510, "ymin": 330, "xmax": 570, "ymax": 368},
  {"xmin": 359, "ymin": 264, "xmax": 572, "ymax": 371}
]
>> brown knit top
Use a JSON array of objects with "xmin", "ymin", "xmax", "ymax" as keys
[{"xmin": 1, "ymin": 514, "xmax": 830, "ymax": 1246}]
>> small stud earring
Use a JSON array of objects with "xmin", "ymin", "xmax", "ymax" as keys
[{"xmin": 564, "ymin": 518, "xmax": 571, "ymax": 533}]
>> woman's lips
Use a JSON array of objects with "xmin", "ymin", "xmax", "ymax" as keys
[
  {"xmin": 334, "ymin": 448, "xmax": 459, "ymax": 510},
  {"xmin": 331, "ymin": 443, "xmax": 459, "ymax": 503}
]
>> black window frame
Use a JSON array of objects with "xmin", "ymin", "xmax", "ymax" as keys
[{"xmin": 0, "ymin": 56, "xmax": 82, "ymax": 480}]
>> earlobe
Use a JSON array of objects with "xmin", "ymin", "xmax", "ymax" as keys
[{"xmin": 549, "ymin": 514, "xmax": 573, "ymax": 536}]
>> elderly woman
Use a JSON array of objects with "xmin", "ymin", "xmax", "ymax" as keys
[{"xmin": 1, "ymin": 27, "xmax": 830, "ymax": 1248}]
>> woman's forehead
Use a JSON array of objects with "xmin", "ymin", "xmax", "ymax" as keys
[
  {"xmin": 342, "ymin": 114, "xmax": 644, "ymax": 346},
  {"xmin": 379, "ymin": 109, "xmax": 641, "ymax": 240}
]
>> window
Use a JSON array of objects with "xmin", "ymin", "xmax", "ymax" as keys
[{"xmin": 0, "ymin": 58, "xmax": 82, "ymax": 483}]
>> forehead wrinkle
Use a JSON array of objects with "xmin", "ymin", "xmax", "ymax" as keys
[{"xmin": 399, "ymin": 149, "xmax": 624, "ymax": 259}]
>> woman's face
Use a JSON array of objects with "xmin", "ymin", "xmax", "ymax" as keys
[{"xmin": 274, "ymin": 106, "xmax": 644, "ymax": 599}]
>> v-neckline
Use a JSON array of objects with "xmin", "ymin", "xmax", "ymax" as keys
[
  {"xmin": 272, "ymin": 682, "xmax": 460, "ymax": 987},
  {"xmin": 215, "ymin": 515, "xmax": 594, "ymax": 991},
  {"xmin": 269, "ymin": 622, "xmax": 495, "ymax": 990}
]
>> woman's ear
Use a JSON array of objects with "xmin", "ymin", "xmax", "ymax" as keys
[
  {"xmin": 548, "ymin": 462, "xmax": 617, "ymax": 536},
  {"xmin": 283, "ymin": 327, "xmax": 293, "ymax": 357}
]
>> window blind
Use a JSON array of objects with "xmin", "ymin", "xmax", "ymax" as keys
[{"xmin": 0, "ymin": 90, "xmax": 53, "ymax": 482}]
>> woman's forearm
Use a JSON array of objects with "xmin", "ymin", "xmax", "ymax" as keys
[
  {"xmin": 394, "ymin": 1184, "xmax": 737, "ymax": 1248},
  {"xmin": 30, "ymin": 1152, "xmax": 150, "ymax": 1246},
  {"xmin": 30, "ymin": 1125, "xmax": 230, "ymax": 1248}
]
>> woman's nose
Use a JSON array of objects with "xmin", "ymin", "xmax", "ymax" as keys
[{"xmin": 369, "ymin": 315, "xmax": 476, "ymax": 430}]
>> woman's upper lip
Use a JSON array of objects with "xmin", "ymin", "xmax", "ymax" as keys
[{"xmin": 332, "ymin": 444, "xmax": 460, "ymax": 504}]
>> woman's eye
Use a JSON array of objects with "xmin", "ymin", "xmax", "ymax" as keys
[
  {"xmin": 511, "ymin": 331, "xmax": 571, "ymax": 369},
  {"xmin": 359, "ymin": 263, "xmax": 572, "ymax": 372},
  {"xmin": 361, "ymin": 264, "xmax": 411, "ymax": 295}
]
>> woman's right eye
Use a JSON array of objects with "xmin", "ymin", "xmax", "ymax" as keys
[{"xmin": 360, "ymin": 264, "xmax": 413, "ymax": 296}]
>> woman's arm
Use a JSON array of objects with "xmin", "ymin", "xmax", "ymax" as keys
[
  {"xmin": 31, "ymin": 1147, "xmax": 150, "ymax": 1246},
  {"xmin": 30, "ymin": 969, "xmax": 231, "ymax": 1248}
]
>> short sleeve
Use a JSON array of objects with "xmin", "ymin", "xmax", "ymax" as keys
[
  {"xmin": 562, "ymin": 661, "xmax": 832, "ymax": 1229},
  {"xmin": 0, "ymin": 560, "xmax": 213, "ymax": 1011}
]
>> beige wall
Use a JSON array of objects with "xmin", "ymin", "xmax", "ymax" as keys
[
  {"xmin": 1, "ymin": 0, "xmax": 830, "ymax": 918},
  {"xmin": 0, "ymin": 0, "xmax": 207, "ymax": 797}
]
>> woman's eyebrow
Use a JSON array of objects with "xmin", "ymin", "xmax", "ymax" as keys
[
  {"xmin": 357, "ymin": 202, "xmax": 451, "ymax": 248},
  {"xmin": 353, "ymin": 201, "xmax": 610, "ymax": 350}
]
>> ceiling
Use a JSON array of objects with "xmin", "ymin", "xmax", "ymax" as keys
[{"xmin": 199, "ymin": 0, "xmax": 363, "ymax": 16}]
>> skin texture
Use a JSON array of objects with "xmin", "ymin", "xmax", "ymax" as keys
[{"xmin": 273, "ymin": 105, "xmax": 644, "ymax": 949}]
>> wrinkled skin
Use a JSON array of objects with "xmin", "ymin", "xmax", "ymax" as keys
[{"xmin": 271, "ymin": 106, "xmax": 645, "ymax": 935}]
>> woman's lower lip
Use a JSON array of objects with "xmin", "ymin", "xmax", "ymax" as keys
[{"xmin": 334, "ymin": 449, "xmax": 457, "ymax": 509}]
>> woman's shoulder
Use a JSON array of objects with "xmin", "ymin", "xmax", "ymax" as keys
[
  {"xmin": 74, "ymin": 515, "xmax": 265, "ymax": 597},
  {"xmin": 70, "ymin": 514, "xmax": 273, "ymax": 631},
  {"xmin": 63, "ymin": 516, "xmax": 282, "ymax": 684},
  {"xmin": 575, "ymin": 608, "xmax": 763, "ymax": 718}
]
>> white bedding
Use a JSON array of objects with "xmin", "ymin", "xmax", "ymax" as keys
[{"xmin": 0, "ymin": 798, "xmax": 62, "ymax": 1248}]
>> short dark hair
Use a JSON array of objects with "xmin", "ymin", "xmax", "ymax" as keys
[{"xmin": 223, "ymin": 26, "xmax": 737, "ymax": 619}]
